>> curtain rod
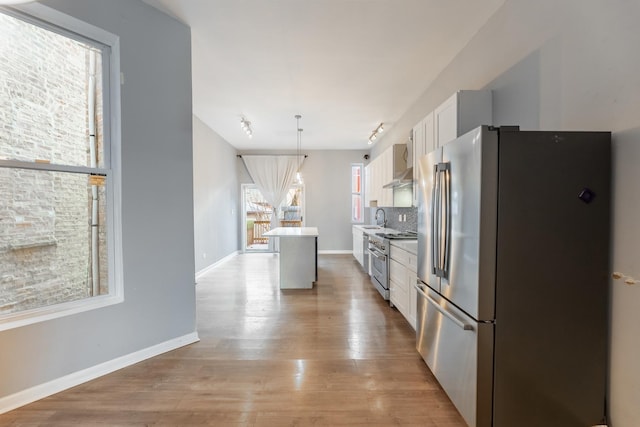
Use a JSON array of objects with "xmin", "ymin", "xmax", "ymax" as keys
[{"xmin": 237, "ymin": 154, "xmax": 308, "ymax": 158}]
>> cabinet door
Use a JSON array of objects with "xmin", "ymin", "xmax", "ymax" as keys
[
  {"xmin": 364, "ymin": 163, "xmax": 372, "ymax": 207},
  {"xmin": 408, "ymin": 273, "xmax": 417, "ymax": 329},
  {"xmin": 376, "ymin": 155, "xmax": 383, "ymax": 206},
  {"xmin": 412, "ymin": 112, "xmax": 435, "ymax": 206},
  {"xmin": 435, "ymin": 90, "xmax": 493, "ymax": 148},
  {"xmin": 424, "ymin": 111, "xmax": 435, "ymax": 153},
  {"xmin": 407, "ymin": 253, "xmax": 418, "ymax": 329},
  {"xmin": 352, "ymin": 228, "xmax": 363, "ymax": 266},
  {"xmin": 382, "ymin": 147, "xmax": 394, "ymax": 207},
  {"xmin": 390, "ymin": 258, "xmax": 408, "ymax": 314},
  {"xmin": 412, "ymin": 121, "xmax": 424, "ymax": 207},
  {"xmin": 369, "ymin": 157, "xmax": 380, "ymax": 206},
  {"xmin": 434, "ymin": 92, "xmax": 458, "ymax": 147}
]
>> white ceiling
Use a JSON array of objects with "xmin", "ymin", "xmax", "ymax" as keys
[{"xmin": 142, "ymin": 0, "xmax": 505, "ymax": 150}]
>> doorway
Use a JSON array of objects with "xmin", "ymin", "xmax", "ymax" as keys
[{"xmin": 241, "ymin": 184, "xmax": 305, "ymax": 252}]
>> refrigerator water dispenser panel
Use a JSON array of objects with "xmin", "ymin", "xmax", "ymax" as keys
[{"xmin": 578, "ymin": 188, "xmax": 596, "ymax": 204}]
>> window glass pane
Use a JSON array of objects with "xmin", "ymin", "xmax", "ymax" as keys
[
  {"xmin": 352, "ymin": 194, "xmax": 362, "ymax": 222},
  {"xmin": 0, "ymin": 12, "xmax": 104, "ymax": 168},
  {"xmin": 351, "ymin": 163, "xmax": 363, "ymax": 223},
  {"xmin": 0, "ymin": 168, "xmax": 108, "ymax": 315},
  {"xmin": 351, "ymin": 165, "xmax": 361, "ymax": 193},
  {"xmin": 281, "ymin": 186, "xmax": 303, "ymax": 226}
]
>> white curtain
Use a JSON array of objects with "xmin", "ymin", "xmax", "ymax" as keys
[{"xmin": 241, "ymin": 155, "xmax": 304, "ymax": 237}]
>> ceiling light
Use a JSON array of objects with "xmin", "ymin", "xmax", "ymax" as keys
[
  {"xmin": 240, "ymin": 117, "xmax": 253, "ymax": 139},
  {"xmin": 368, "ymin": 122, "xmax": 384, "ymax": 145}
]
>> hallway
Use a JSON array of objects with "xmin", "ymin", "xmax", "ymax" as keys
[{"xmin": 1, "ymin": 254, "xmax": 465, "ymax": 426}]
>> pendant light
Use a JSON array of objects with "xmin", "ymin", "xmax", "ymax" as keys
[{"xmin": 295, "ymin": 114, "xmax": 303, "ymax": 184}]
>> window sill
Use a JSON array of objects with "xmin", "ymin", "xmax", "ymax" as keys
[{"xmin": 0, "ymin": 293, "xmax": 124, "ymax": 332}]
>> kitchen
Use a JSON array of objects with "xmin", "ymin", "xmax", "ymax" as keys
[{"xmin": 1, "ymin": 1, "xmax": 639, "ymax": 426}]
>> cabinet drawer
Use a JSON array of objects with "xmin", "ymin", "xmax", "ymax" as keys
[
  {"xmin": 389, "ymin": 258, "xmax": 408, "ymax": 285},
  {"xmin": 390, "ymin": 245, "xmax": 411, "ymax": 264},
  {"xmin": 391, "ymin": 245, "xmax": 418, "ymax": 273}
]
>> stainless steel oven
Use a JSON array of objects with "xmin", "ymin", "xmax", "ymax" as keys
[
  {"xmin": 368, "ymin": 231, "xmax": 418, "ymax": 302},
  {"xmin": 368, "ymin": 234, "xmax": 389, "ymax": 300}
]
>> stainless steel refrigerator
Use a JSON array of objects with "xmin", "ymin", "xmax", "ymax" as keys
[{"xmin": 416, "ymin": 126, "xmax": 610, "ymax": 427}]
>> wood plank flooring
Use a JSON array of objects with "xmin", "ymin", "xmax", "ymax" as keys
[{"xmin": 0, "ymin": 254, "xmax": 466, "ymax": 426}]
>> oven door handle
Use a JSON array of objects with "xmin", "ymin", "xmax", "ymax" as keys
[{"xmin": 368, "ymin": 249, "xmax": 386, "ymax": 261}]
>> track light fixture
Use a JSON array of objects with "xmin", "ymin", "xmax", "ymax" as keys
[
  {"xmin": 368, "ymin": 123, "xmax": 384, "ymax": 144},
  {"xmin": 240, "ymin": 117, "xmax": 253, "ymax": 139}
]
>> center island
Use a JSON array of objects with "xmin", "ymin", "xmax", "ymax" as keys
[{"xmin": 263, "ymin": 227, "xmax": 318, "ymax": 289}]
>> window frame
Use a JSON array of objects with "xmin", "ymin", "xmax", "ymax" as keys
[{"xmin": 0, "ymin": 3, "xmax": 123, "ymax": 331}]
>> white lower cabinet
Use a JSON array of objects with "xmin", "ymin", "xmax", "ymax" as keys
[
  {"xmin": 352, "ymin": 226, "xmax": 364, "ymax": 267},
  {"xmin": 389, "ymin": 244, "xmax": 417, "ymax": 329}
]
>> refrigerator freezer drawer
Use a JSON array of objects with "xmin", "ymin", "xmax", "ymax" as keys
[{"xmin": 415, "ymin": 283, "xmax": 493, "ymax": 427}]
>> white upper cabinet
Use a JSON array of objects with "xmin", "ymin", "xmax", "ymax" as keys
[
  {"xmin": 364, "ymin": 162, "xmax": 372, "ymax": 208},
  {"xmin": 366, "ymin": 144, "xmax": 406, "ymax": 208},
  {"xmin": 412, "ymin": 112, "xmax": 434, "ymax": 206},
  {"xmin": 413, "ymin": 90, "xmax": 492, "ymax": 206},
  {"xmin": 434, "ymin": 90, "xmax": 493, "ymax": 147}
]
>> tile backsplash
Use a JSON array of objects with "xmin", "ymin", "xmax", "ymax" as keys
[{"xmin": 367, "ymin": 206, "xmax": 417, "ymax": 232}]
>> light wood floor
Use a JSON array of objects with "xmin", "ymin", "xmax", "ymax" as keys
[{"xmin": 1, "ymin": 254, "xmax": 466, "ymax": 426}]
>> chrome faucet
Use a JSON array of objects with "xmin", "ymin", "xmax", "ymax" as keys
[{"xmin": 375, "ymin": 208, "xmax": 387, "ymax": 228}]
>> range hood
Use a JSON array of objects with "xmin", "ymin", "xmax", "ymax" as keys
[
  {"xmin": 383, "ymin": 144, "xmax": 413, "ymax": 188},
  {"xmin": 383, "ymin": 167, "xmax": 413, "ymax": 188}
]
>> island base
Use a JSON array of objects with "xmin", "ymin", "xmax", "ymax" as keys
[{"xmin": 278, "ymin": 236, "xmax": 317, "ymax": 289}]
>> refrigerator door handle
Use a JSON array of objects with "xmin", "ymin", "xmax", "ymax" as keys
[
  {"xmin": 434, "ymin": 163, "xmax": 450, "ymax": 278},
  {"xmin": 442, "ymin": 163, "xmax": 451, "ymax": 278},
  {"xmin": 431, "ymin": 166, "xmax": 440, "ymax": 276},
  {"xmin": 415, "ymin": 283, "xmax": 474, "ymax": 331}
]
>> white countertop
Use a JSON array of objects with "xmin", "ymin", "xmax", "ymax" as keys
[
  {"xmin": 263, "ymin": 227, "xmax": 319, "ymax": 237},
  {"xmin": 354, "ymin": 225, "xmax": 399, "ymax": 235}
]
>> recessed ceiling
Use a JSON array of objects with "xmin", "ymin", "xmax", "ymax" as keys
[{"xmin": 142, "ymin": 0, "xmax": 505, "ymax": 150}]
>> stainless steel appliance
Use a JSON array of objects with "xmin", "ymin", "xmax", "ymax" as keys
[
  {"xmin": 416, "ymin": 126, "xmax": 610, "ymax": 427},
  {"xmin": 368, "ymin": 233, "xmax": 389, "ymax": 300},
  {"xmin": 382, "ymin": 144, "xmax": 413, "ymax": 189},
  {"xmin": 369, "ymin": 231, "xmax": 418, "ymax": 301}
]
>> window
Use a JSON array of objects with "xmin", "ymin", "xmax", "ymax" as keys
[
  {"xmin": 351, "ymin": 163, "xmax": 363, "ymax": 223},
  {"xmin": 242, "ymin": 184, "xmax": 305, "ymax": 252},
  {"xmin": 0, "ymin": 5, "xmax": 122, "ymax": 330}
]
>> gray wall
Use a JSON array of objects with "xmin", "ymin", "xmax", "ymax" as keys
[
  {"xmin": 193, "ymin": 116, "xmax": 240, "ymax": 272},
  {"xmin": 239, "ymin": 149, "xmax": 368, "ymax": 252},
  {"xmin": 372, "ymin": 1, "xmax": 640, "ymax": 425},
  {"xmin": 0, "ymin": 0, "xmax": 196, "ymax": 399},
  {"xmin": 303, "ymin": 150, "xmax": 369, "ymax": 251}
]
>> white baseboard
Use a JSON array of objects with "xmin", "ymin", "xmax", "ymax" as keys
[
  {"xmin": 195, "ymin": 251, "xmax": 239, "ymax": 281},
  {"xmin": 0, "ymin": 331, "xmax": 200, "ymax": 415},
  {"xmin": 318, "ymin": 250, "xmax": 354, "ymax": 255}
]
